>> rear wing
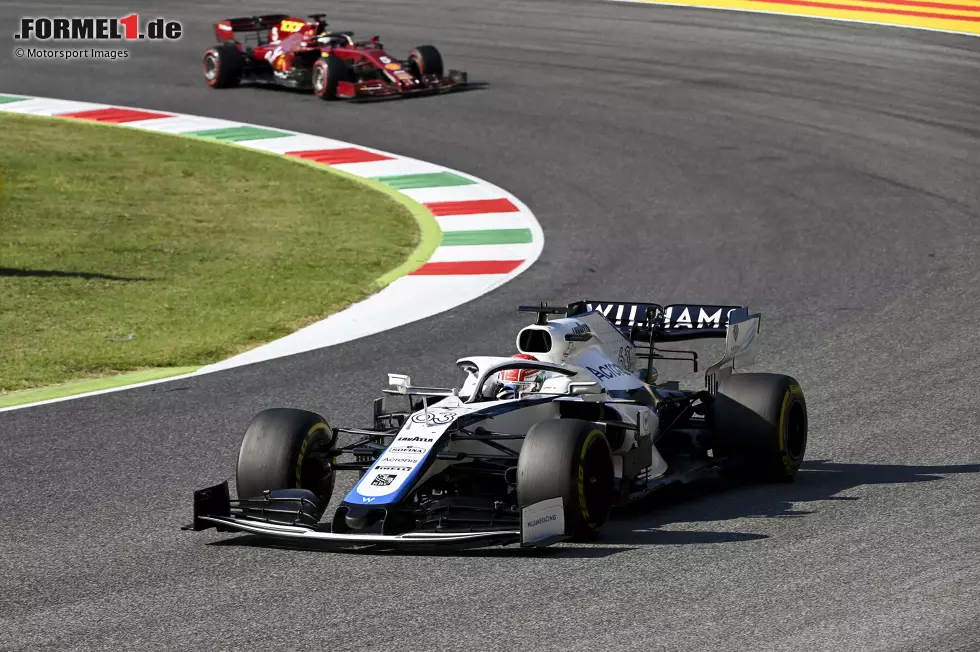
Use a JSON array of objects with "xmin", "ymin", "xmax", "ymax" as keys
[
  {"xmin": 565, "ymin": 300, "xmax": 748, "ymax": 342},
  {"xmin": 564, "ymin": 300, "xmax": 761, "ymax": 390},
  {"xmin": 213, "ymin": 14, "xmax": 297, "ymax": 43}
]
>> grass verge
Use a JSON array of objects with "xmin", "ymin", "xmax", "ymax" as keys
[
  {"xmin": 0, "ymin": 366, "xmax": 199, "ymax": 409},
  {"xmin": 0, "ymin": 113, "xmax": 420, "ymax": 395}
]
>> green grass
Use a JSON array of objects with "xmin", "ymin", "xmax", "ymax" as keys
[
  {"xmin": 0, "ymin": 113, "xmax": 420, "ymax": 394},
  {"xmin": 0, "ymin": 366, "xmax": 199, "ymax": 408}
]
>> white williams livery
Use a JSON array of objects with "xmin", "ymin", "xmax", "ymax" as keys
[{"xmin": 187, "ymin": 299, "xmax": 808, "ymax": 550}]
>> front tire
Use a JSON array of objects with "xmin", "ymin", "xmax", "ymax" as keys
[
  {"xmin": 711, "ymin": 373, "xmax": 808, "ymax": 482},
  {"xmin": 202, "ymin": 45, "xmax": 243, "ymax": 88},
  {"xmin": 517, "ymin": 419, "xmax": 615, "ymax": 541},
  {"xmin": 408, "ymin": 45, "xmax": 444, "ymax": 78},
  {"xmin": 312, "ymin": 56, "xmax": 350, "ymax": 100},
  {"xmin": 236, "ymin": 408, "xmax": 336, "ymax": 510}
]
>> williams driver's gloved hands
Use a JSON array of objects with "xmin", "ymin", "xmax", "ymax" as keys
[{"xmin": 495, "ymin": 382, "xmax": 519, "ymax": 400}]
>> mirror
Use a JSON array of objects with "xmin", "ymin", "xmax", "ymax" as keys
[
  {"xmin": 387, "ymin": 373, "xmax": 411, "ymax": 394},
  {"xmin": 568, "ymin": 381, "xmax": 599, "ymax": 396}
]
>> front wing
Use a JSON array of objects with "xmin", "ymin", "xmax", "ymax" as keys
[
  {"xmin": 338, "ymin": 70, "xmax": 469, "ymax": 100},
  {"xmin": 184, "ymin": 481, "xmax": 564, "ymax": 550}
]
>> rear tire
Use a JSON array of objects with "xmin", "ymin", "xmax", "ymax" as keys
[
  {"xmin": 202, "ymin": 45, "xmax": 243, "ymax": 88},
  {"xmin": 711, "ymin": 373, "xmax": 808, "ymax": 482},
  {"xmin": 408, "ymin": 45, "xmax": 444, "ymax": 78},
  {"xmin": 236, "ymin": 408, "xmax": 336, "ymax": 510},
  {"xmin": 517, "ymin": 419, "xmax": 614, "ymax": 541},
  {"xmin": 312, "ymin": 56, "xmax": 350, "ymax": 100}
]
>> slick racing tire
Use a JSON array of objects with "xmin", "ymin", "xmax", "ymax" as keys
[
  {"xmin": 711, "ymin": 373, "xmax": 808, "ymax": 482},
  {"xmin": 202, "ymin": 45, "xmax": 244, "ymax": 89},
  {"xmin": 312, "ymin": 56, "xmax": 349, "ymax": 100},
  {"xmin": 236, "ymin": 408, "xmax": 336, "ymax": 513},
  {"xmin": 518, "ymin": 419, "xmax": 615, "ymax": 541},
  {"xmin": 408, "ymin": 45, "xmax": 444, "ymax": 78}
]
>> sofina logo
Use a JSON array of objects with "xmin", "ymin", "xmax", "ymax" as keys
[{"xmin": 388, "ymin": 446, "xmax": 426, "ymax": 454}]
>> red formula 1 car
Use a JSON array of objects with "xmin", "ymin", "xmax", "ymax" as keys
[{"xmin": 201, "ymin": 13, "xmax": 467, "ymax": 101}]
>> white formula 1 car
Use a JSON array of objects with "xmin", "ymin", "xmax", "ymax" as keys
[{"xmin": 186, "ymin": 300, "xmax": 808, "ymax": 550}]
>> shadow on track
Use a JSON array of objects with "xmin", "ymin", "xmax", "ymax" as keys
[
  {"xmin": 604, "ymin": 459, "xmax": 980, "ymax": 543},
  {"xmin": 0, "ymin": 267, "xmax": 152, "ymax": 281},
  {"xmin": 205, "ymin": 460, "xmax": 980, "ymax": 557},
  {"xmin": 229, "ymin": 81, "xmax": 489, "ymax": 104},
  {"xmin": 209, "ymin": 536, "xmax": 630, "ymax": 558}
]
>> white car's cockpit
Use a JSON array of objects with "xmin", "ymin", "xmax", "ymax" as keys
[{"xmin": 455, "ymin": 357, "xmax": 583, "ymax": 403}]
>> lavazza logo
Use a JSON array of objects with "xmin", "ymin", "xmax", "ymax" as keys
[
  {"xmin": 13, "ymin": 14, "xmax": 182, "ymax": 61},
  {"xmin": 395, "ymin": 435, "xmax": 435, "ymax": 443}
]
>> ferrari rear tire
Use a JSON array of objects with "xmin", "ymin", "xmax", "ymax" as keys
[
  {"xmin": 408, "ymin": 45, "xmax": 444, "ymax": 78},
  {"xmin": 518, "ymin": 419, "xmax": 615, "ymax": 541},
  {"xmin": 202, "ymin": 45, "xmax": 243, "ymax": 88},
  {"xmin": 312, "ymin": 56, "xmax": 349, "ymax": 100},
  {"xmin": 711, "ymin": 373, "xmax": 808, "ymax": 482},
  {"xmin": 236, "ymin": 408, "xmax": 336, "ymax": 511}
]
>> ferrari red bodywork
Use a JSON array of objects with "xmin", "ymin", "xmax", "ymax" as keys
[{"xmin": 203, "ymin": 13, "xmax": 467, "ymax": 100}]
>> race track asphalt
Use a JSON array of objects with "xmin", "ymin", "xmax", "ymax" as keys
[{"xmin": 2, "ymin": 1, "xmax": 979, "ymax": 650}]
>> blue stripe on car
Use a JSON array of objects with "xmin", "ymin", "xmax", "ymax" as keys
[{"xmin": 341, "ymin": 396, "xmax": 557, "ymax": 507}]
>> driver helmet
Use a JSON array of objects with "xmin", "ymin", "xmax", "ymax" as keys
[
  {"xmin": 307, "ymin": 15, "xmax": 329, "ymax": 37},
  {"xmin": 490, "ymin": 354, "xmax": 546, "ymax": 399}
]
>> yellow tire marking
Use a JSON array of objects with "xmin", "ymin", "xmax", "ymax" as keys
[
  {"xmin": 296, "ymin": 421, "xmax": 329, "ymax": 488},
  {"xmin": 577, "ymin": 429, "xmax": 605, "ymax": 529}
]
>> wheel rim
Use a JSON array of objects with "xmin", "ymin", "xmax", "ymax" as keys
[
  {"xmin": 313, "ymin": 65, "xmax": 326, "ymax": 92},
  {"xmin": 580, "ymin": 436, "xmax": 614, "ymax": 527},
  {"xmin": 786, "ymin": 401, "xmax": 807, "ymax": 460},
  {"xmin": 204, "ymin": 55, "xmax": 218, "ymax": 81},
  {"xmin": 298, "ymin": 434, "xmax": 333, "ymax": 503}
]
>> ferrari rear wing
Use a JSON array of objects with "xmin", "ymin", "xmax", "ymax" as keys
[
  {"xmin": 565, "ymin": 300, "xmax": 749, "ymax": 342},
  {"xmin": 213, "ymin": 14, "xmax": 294, "ymax": 42},
  {"xmin": 220, "ymin": 14, "xmax": 290, "ymax": 31}
]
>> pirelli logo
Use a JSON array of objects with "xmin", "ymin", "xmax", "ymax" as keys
[{"xmin": 14, "ymin": 15, "xmax": 183, "ymax": 41}]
